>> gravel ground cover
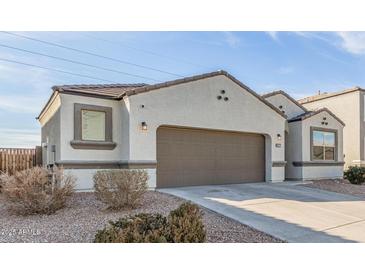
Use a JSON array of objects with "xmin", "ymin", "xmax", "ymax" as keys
[
  {"xmin": 0, "ymin": 191, "xmax": 283, "ymax": 243},
  {"xmin": 303, "ymin": 179, "xmax": 365, "ymax": 199}
]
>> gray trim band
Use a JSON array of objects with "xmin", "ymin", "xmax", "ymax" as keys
[
  {"xmin": 70, "ymin": 140, "xmax": 117, "ymax": 150},
  {"xmin": 272, "ymin": 161, "xmax": 287, "ymax": 167},
  {"xmin": 292, "ymin": 161, "xmax": 345, "ymax": 167},
  {"xmin": 56, "ymin": 160, "xmax": 157, "ymax": 169}
]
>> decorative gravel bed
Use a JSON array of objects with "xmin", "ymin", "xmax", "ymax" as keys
[
  {"xmin": 0, "ymin": 191, "xmax": 283, "ymax": 243},
  {"xmin": 303, "ymin": 179, "xmax": 365, "ymax": 199}
]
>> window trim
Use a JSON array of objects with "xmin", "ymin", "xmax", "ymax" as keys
[
  {"xmin": 310, "ymin": 127, "xmax": 337, "ymax": 161},
  {"xmin": 72, "ymin": 103, "xmax": 115, "ymax": 150}
]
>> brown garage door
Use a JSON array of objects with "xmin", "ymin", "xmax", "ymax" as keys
[{"xmin": 157, "ymin": 126, "xmax": 265, "ymax": 188}]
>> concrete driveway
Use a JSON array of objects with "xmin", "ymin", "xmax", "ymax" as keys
[{"xmin": 159, "ymin": 182, "xmax": 365, "ymax": 243}]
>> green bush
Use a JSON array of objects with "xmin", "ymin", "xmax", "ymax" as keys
[
  {"xmin": 168, "ymin": 202, "xmax": 206, "ymax": 243},
  {"xmin": 93, "ymin": 169, "xmax": 148, "ymax": 209},
  {"xmin": 344, "ymin": 166, "xmax": 365, "ymax": 185},
  {"xmin": 94, "ymin": 202, "xmax": 206, "ymax": 243}
]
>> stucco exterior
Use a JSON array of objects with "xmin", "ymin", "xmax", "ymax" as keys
[
  {"xmin": 263, "ymin": 91, "xmax": 345, "ymax": 180},
  {"xmin": 301, "ymin": 90, "xmax": 361, "ymax": 168},
  {"xmin": 39, "ymin": 94, "xmax": 61, "ymax": 166},
  {"xmin": 286, "ymin": 110, "xmax": 344, "ymax": 180},
  {"xmin": 128, "ymin": 75, "xmax": 287, "ymax": 187},
  {"xmin": 38, "ymin": 71, "xmax": 345, "ymax": 190},
  {"xmin": 40, "ymin": 73, "xmax": 288, "ymax": 190},
  {"xmin": 264, "ymin": 92, "xmax": 306, "ymax": 119}
]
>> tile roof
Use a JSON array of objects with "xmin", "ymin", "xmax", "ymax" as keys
[
  {"xmin": 298, "ymin": 86, "xmax": 364, "ymax": 104},
  {"xmin": 288, "ymin": 107, "xmax": 345, "ymax": 126},
  {"xmin": 52, "ymin": 83, "xmax": 147, "ymax": 99},
  {"xmin": 38, "ymin": 70, "xmax": 287, "ymax": 119}
]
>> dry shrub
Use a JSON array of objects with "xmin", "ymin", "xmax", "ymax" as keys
[
  {"xmin": 94, "ymin": 202, "xmax": 206, "ymax": 243},
  {"xmin": 94, "ymin": 213, "xmax": 169, "ymax": 243},
  {"xmin": 93, "ymin": 169, "xmax": 148, "ymax": 209},
  {"xmin": 2, "ymin": 167, "xmax": 75, "ymax": 215},
  {"xmin": 168, "ymin": 202, "xmax": 206, "ymax": 243},
  {"xmin": 0, "ymin": 171, "xmax": 6, "ymax": 193}
]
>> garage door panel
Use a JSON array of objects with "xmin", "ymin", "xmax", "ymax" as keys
[{"xmin": 157, "ymin": 127, "xmax": 265, "ymax": 188}]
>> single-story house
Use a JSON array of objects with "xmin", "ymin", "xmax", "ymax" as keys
[{"xmin": 37, "ymin": 71, "xmax": 345, "ymax": 190}]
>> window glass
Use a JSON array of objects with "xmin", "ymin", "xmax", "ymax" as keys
[
  {"xmin": 312, "ymin": 130, "xmax": 336, "ymax": 160},
  {"xmin": 313, "ymin": 131, "xmax": 324, "ymax": 146},
  {"xmin": 81, "ymin": 110, "xmax": 106, "ymax": 141},
  {"xmin": 324, "ymin": 132, "xmax": 335, "ymax": 147},
  {"xmin": 313, "ymin": 146, "xmax": 324, "ymax": 160},
  {"xmin": 325, "ymin": 147, "xmax": 335, "ymax": 160}
]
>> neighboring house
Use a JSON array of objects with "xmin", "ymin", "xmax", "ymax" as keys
[
  {"xmin": 299, "ymin": 87, "xmax": 365, "ymax": 169},
  {"xmin": 263, "ymin": 91, "xmax": 345, "ymax": 180},
  {"xmin": 37, "ymin": 71, "xmax": 344, "ymax": 190}
]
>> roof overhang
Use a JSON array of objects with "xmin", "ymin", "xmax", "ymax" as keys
[{"xmin": 288, "ymin": 107, "xmax": 345, "ymax": 126}]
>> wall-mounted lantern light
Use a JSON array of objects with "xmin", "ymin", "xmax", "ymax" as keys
[
  {"xmin": 277, "ymin": 133, "xmax": 282, "ymax": 141},
  {"xmin": 141, "ymin": 121, "xmax": 148, "ymax": 131}
]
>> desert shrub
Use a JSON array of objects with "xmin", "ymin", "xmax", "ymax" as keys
[
  {"xmin": 344, "ymin": 166, "xmax": 365, "ymax": 185},
  {"xmin": 94, "ymin": 213, "xmax": 169, "ymax": 243},
  {"xmin": 0, "ymin": 171, "xmax": 6, "ymax": 193},
  {"xmin": 93, "ymin": 169, "xmax": 148, "ymax": 209},
  {"xmin": 2, "ymin": 167, "xmax": 75, "ymax": 215},
  {"xmin": 168, "ymin": 202, "xmax": 206, "ymax": 243},
  {"xmin": 94, "ymin": 202, "xmax": 206, "ymax": 243}
]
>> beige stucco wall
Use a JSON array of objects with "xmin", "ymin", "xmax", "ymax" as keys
[
  {"xmin": 39, "ymin": 93, "xmax": 61, "ymax": 166},
  {"xmin": 302, "ymin": 91, "xmax": 360, "ymax": 168},
  {"xmin": 285, "ymin": 121, "xmax": 303, "ymax": 179},
  {"xmin": 40, "ymin": 76, "xmax": 286, "ymax": 189},
  {"xmin": 128, "ymin": 75, "xmax": 287, "ymax": 185},
  {"xmin": 285, "ymin": 110, "xmax": 344, "ymax": 180},
  {"xmin": 59, "ymin": 94, "xmax": 127, "ymax": 162},
  {"xmin": 264, "ymin": 93, "xmax": 305, "ymax": 119}
]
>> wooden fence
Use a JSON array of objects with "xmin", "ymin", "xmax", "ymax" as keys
[{"xmin": 0, "ymin": 147, "xmax": 42, "ymax": 175}]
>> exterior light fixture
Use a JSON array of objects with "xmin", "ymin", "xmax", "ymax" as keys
[
  {"xmin": 277, "ymin": 134, "xmax": 282, "ymax": 141},
  {"xmin": 141, "ymin": 121, "xmax": 148, "ymax": 131}
]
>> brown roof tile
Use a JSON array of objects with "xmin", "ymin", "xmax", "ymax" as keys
[
  {"xmin": 38, "ymin": 71, "xmax": 287, "ymax": 119},
  {"xmin": 52, "ymin": 83, "xmax": 147, "ymax": 99}
]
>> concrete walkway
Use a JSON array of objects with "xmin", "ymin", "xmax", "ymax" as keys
[{"xmin": 159, "ymin": 182, "xmax": 365, "ymax": 243}]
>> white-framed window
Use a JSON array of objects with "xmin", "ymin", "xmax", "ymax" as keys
[
  {"xmin": 81, "ymin": 109, "xmax": 106, "ymax": 141},
  {"xmin": 312, "ymin": 130, "xmax": 336, "ymax": 161}
]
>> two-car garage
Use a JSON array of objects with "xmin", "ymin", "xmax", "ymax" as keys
[{"xmin": 156, "ymin": 126, "xmax": 266, "ymax": 188}]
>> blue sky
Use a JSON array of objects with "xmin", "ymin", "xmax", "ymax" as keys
[{"xmin": 0, "ymin": 31, "xmax": 365, "ymax": 147}]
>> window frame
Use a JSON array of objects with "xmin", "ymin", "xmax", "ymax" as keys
[
  {"xmin": 73, "ymin": 103, "xmax": 113, "ymax": 143},
  {"xmin": 310, "ymin": 127, "xmax": 337, "ymax": 161}
]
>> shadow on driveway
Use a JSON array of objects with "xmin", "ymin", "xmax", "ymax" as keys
[{"xmin": 159, "ymin": 182, "xmax": 365, "ymax": 243}]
